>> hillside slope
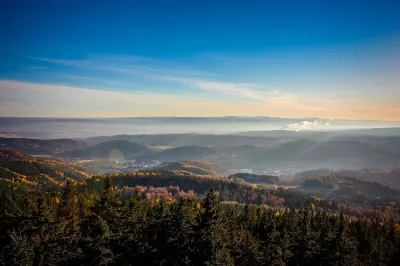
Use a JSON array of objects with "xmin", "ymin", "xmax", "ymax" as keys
[
  {"xmin": 0, "ymin": 150, "xmax": 90, "ymax": 191},
  {"xmin": 299, "ymin": 173, "xmax": 400, "ymax": 199},
  {"xmin": 229, "ymin": 173, "xmax": 279, "ymax": 184},
  {"xmin": 84, "ymin": 133, "xmax": 281, "ymax": 147},
  {"xmin": 238, "ymin": 139, "xmax": 400, "ymax": 169},
  {"xmin": 153, "ymin": 160, "xmax": 226, "ymax": 176},
  {"xmin": 64, "ymin": 140, "xmax": 152, "ymax": 159},
  {"xmin": 0, "ymin": 137, "xmax": 86, "ymax": 155},
  {"xmin": 144, "ymin": 146, "xmax": 220, "ymax": 161},
  {"xmin": 141, "ymin": 139, "xmax": 400, "ymax": 170}
]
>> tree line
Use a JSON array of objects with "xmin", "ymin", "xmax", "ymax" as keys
[{"xmin": 1, "ymin": 177, "xmax": 400, "ymax": 265}]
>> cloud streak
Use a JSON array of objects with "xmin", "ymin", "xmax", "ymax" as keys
[
  {"xmin": 30, "ymin": 55, "xmax": 268, "ymax": 101},
  {"xmin": 4, "ymin": 52, "xmax": 399, "ymax": 121},
  {"xmin": 165, "ymin": 78, "xmax": 265, "ymax": 101},
  {"xmin": 1, "ymin": 80, "xmax": 400, "ymax": 121},
  {"xmin": 189, "ymin": 80, "xmax": 263, "ymax": 100}
]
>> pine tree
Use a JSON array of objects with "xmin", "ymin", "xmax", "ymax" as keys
[
  {"xmin": 333, "ymin": 212, "xmax": 359, "ymax": 266},
  {"xmin": 58, "ymin": 180, "xmax": 79, "ymax": 229},
  {"xmin": 193, "ymin": 189, "xmax": 230, "ymax": 266},
  {"xmin": 262, "ymin": 214, "xmax": 284, "ymax": 266},
  {"xmin": 290, "ymin": 208, "xmax": 317, "ymax": 265},
  {"xmin": 1, "ymin": 230, "xmax": 35, "ymax": 266}
]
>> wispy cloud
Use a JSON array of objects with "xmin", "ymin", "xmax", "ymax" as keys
[
  {"xmin": 1, "ymin": 79, "xmax": 399, "ymax": 120},
  {"xmin": 0, "ymin": 80, "xmax": 187, "ymax": 117},
  {"xmin": 30, "ymin": 56, "xmax": 205, "ymax": 79},
  {"xmin": 15, "ymin": 54, "xmax": 400, "ymax": 120},
  {"xmin": 185, "ymin": 80, "xmax": 264, "ymax": 100},
  {"xmin": 30, "ymin": 55, "xmax": 269, "ymax": 101}
]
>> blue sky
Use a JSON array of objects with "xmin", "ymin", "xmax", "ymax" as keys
[{"xmin": 1, "ymin": 0, "xmax": 399, "ymax": 119}]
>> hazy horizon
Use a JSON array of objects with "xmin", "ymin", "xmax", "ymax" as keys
[
  {"xmin": 1, "ymin": 116, "xmax": 399, "ymax": 139},
  {"xmin": 1, "ymin": 115, "xmax": 400, "ymax": 122}
]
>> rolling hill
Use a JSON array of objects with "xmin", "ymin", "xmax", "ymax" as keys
[
  {"xmin": 0, "ymin": 137, "xmax": 86, "ymax": 155},
  {"xmin": 153, "ymin": 160, "xmax": 226, "ymax": 176},
  {"xmin": 84, "ymin": 133, "xmax": 282, "ymax": 147},
  {"xmin": 141, "ymin": 139, "xmax": 400, "ymax": 170},
  {"xmin": 332, "ymin": 168, "xmax": 400, "ymax": 189},
  {"xmin": 2, "ymin": 133, "xmax": 400, "ymax": 172},
  {"xmin": 299, "ymin": 173, "xmax": 400, "ymax": 199},
  {"xmin": 233, "ymin": 139, "xmax": 400, "ymax": 170},
  {"xmin": 143, "ymin": 146, "xmax": 221, "ymax": 161},
  {"xmin": 64, "ymin": 140, "xmax": 153, "ymax": 159},
  {"xmin": 228, "ymin": 173, "xmax": 279, "ymax": 184},
  {"xmin": 0, "ymin": 149, "xmax": 90, "ymax": 191}
]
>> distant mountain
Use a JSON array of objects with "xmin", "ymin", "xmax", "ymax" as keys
[
  {"xmin": 153, "ymin": 160, "xmax": 225, "ymax": 176},
  {"xmin": 137, "ymin": 138, "xmax": 400, "ymax": 170},
  {"xmin": 2, "ymin": 132, "xmax": 400, "ymax": 171},
  {"xmin": 0, "ymin": 137, "xmax": 86, "ymax": 155},
  {"xmin": 143, "ymin": 146, "xmax": 220, "ymax": 161},
  {"xmin": 1, "ymin": 117, "xmax": 398, "ymax": 138},
  {"xmin": 246, "ymin": 139, "xmax": 400, "ymax": 169},
  {"xmin": 0, "ymin": 149, "xmax": 90, "ymax": 191},
  {"xmin": 85, "ymin": 133, "xmax": 281, "ymax": 147},
  {"xmin": 342, "ymin": 127, "xmax": 400, "ymax": 136},
  {"xmin": 333, "ymin": 136, "xmax": 400, "ymax": 153},
  {"xmin": 64, "ymin": 140, "xmax": 152, "ymax": 159},
  {"xmin": 232, "ymin": 130, "xmax": 309, "ymax": 138}
]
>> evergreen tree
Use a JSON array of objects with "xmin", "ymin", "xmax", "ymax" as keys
[{"xmin": 332, "ymin": 212, "xmax": 359, "ymax": 266}]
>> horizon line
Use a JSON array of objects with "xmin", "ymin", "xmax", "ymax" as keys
[{"xmin": 0, "ymin": 116, "xmax": 399, "ymax": 123}]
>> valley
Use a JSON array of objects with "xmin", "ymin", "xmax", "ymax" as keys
[{"xmin": 2, "ymin": 129, "xmax": 400, "ymax": 210}]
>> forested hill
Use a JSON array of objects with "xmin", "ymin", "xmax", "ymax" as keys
[
  {"xmin": 2, "ymin": 148, "xmax": 400, "ymax": 264},
  {"xmin": 0, "ymin": 149, "xmax": 90, "ymax": 191},
  {"xmin": 300, "ymin": 173, "xmax": 400, "ymax": 198},
  {"xmin": 1, "ymin": 181, "xmax": 400, "ymax": 265},
  {"xmin": 84, "ymin": 133, "xmax": 281, "ymax": 147},
  {"xmin": 3, "ymin": 135, "xmax": 400, "ymax": 170},
  {"xmin": 229, "ymin": 173, "xmax": 279, "ymax": 184},
  {"xmin": 152, "ymin": 160, "xmax": 226, "ymax": 176},
  {"xmin": 63, "ymin": 140, "xmax": 152, "ymax": 159},
  {"xmin": 0, "ymin": 137, "xmax": 86, "ymax": 155}
]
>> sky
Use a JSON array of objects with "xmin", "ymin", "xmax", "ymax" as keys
[{"xmin": 0, "ymin": 0, "xmax": 400, "ymax": 120}]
